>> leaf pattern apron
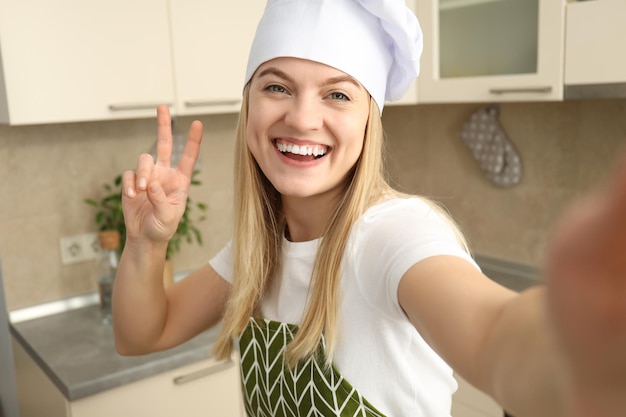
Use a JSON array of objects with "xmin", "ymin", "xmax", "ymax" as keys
[{"xmin": 239, "ymin": 317, "xmax": 388, "ymax": 417}]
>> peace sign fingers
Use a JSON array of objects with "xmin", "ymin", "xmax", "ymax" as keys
[
  {"xmin": 155, "ymin": 104, "xmax": 174, "ymax": 168},
  {"xmin": 177, "ymin": 119, "xmax": 204, "ymax": 179}
]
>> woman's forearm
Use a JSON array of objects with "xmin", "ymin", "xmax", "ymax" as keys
[
  {"xmin": 480, "ymin": 286, "xmax": 568, "ymax": 417},
  {"xmin": 112, "ymin": 239, "xmax": 170, "ymax": 355}
]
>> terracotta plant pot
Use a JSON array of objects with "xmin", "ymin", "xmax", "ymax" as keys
[{"xmin": 98, "ymin": 230, "xmax": 120, "ymax": 250}]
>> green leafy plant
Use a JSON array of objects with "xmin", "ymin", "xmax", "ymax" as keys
[
  {"xmin": 84, "ymin": 175, "xmax": 126, "ymax": 251},
  {"xmin": 84, "ymin": 170, "xmax": 208, "ymax": 258}
]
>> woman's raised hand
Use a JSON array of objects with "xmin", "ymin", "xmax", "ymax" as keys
[
  {"xmin": 121, "ymin": 105, "xmax": 203, "ymax": 248},
  {"xmin": 545, "ymin": 151, "xmax": 626, "ymax": 416}
]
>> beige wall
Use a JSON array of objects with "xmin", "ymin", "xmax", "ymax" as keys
[
  {"xmin": 383, "ymin": 99, "xmax": 626, "ymax": 268},
  {"xmin": 1, "ymin": 99, "xmax": 624, "ymax": 309},
  {"xmin": 0, "ymin": 113, "xmax": 237, "ymax": 310}
]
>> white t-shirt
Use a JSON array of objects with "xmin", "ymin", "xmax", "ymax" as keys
[{"xmin": 209, "ymin": 197, "xmax": 479, "ymax": 417}]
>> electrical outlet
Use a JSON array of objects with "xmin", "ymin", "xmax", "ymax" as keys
[{"xmin": 59, "ymin": 233, "xmax": 101, "ymax": 265}]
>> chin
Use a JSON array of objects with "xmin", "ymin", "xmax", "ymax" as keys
[
  {"xmin": 275, "ymin": 187, "xmax": 319, "ymax": 199},
  {"xmin": 270, "ymin": 182, "xmax": 320, "ymax": 199}
]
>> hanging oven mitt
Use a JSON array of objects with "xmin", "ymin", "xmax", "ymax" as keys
[{"xmin": 459, "ymin": 105, "xmax": 522, "ymax": 187}]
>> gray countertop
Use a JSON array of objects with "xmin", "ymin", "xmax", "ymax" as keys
[
  {"xmin": 474, "ymin": 254, "xmax": 539, "ymax": 293},
  {"xmin": 10, "ymin": 304, "xmax": 220, "ymax": 401}
]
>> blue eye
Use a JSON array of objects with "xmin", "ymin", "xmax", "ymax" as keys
[
  {"xmin": 329, "ymin": 92, "xmax": 349, "ymax": 101},
  {"xmin": 266, "ymin": 84, "xmax": 287, "ymax": 93}
]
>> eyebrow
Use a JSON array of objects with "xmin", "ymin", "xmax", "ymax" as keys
[
  {"xmin": 256, "ymin": 67, "xmax": 363, "ymax": 90},
  {"xmin": 257, "ymin": 67, "xmax": 293, "ymax": 83},
  {"xmin": 322, "ymin": 75, "xmax": 362, "ymax": 90}
]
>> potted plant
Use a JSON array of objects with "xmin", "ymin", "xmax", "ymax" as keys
[
  {"xmin": 84, "ymin": 174, "xmax": 126, "ymax": 253},
  {"xmin": 84, "ymin": 170, "xmax": 208, "ymax": 286}
]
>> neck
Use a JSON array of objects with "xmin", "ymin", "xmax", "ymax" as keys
[{"xmin": 282, "ymin": 192, "xmax": 341, "ymax": 242}]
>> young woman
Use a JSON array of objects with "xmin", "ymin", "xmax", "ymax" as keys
[{"xmin": 113, "ymin": 1, "xmax": 626, "ymax": 416}]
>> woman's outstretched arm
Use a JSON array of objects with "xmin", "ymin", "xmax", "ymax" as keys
[{"xmin": 399, "ymin": 151, "xmax": 626, "ymax": 417}]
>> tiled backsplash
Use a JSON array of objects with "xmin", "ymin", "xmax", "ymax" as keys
[{"xmin": 1, "ymin": 99, "xmax": 624, "ymax": 309}]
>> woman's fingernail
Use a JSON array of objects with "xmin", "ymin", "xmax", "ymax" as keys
[
  {"xmin": 127, "ymin": 187, "xmax": 135, "ymax": 197},
  {"xmin": 138, "ymin": 178, "xmax": 147, "ymax": 189}
]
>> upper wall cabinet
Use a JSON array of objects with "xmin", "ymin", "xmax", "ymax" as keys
[
  {"xmin": 168, "ymin": 1, "xmax": 265, "ymax": 116},
  {"xmin": 416, "ymin": 0, "xmax": 565, "ymax": 103},
  {"xmin": 0, "ymin": 0, "xmax": 175, "ymax": 125},
  {"xmin": 0, "ymin": 1, "xmax": 263, "ymax": 125},
  {"xmin": 564, "ymin": 0, "xmax": 626, "ymax": 99}
]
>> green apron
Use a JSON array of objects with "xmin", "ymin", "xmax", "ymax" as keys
[{"xmin": 239, "ymin": 317, "xmax": 388, "ymax": 417}]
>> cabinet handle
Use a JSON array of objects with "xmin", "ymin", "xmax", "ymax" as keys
[
  {"xmin": 184, "ymin": 99, "xmax": 241, "ymax": 108},
  {"xmin": 108, "ymin": 102, "xmax": 172, "ymax": 111},
  {"xmin": 173, "ymin": 360, "xmax": 235, "ymax": 385},
  {"xmin": 489, "ymin": 86, "xmax": 553, "ymax": 95}
]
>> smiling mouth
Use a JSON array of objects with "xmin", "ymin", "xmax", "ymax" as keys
[{"xmin": 274, "ymin": 140, "xmax": 329, "ymax": 160}]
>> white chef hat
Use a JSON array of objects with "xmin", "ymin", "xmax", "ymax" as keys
[{"xmin": 244, "ymin": 0, "xmax": 423, "ymax": 113}]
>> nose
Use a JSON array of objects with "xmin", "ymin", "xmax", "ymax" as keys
[{"xmin": 284, "ymin": 94, "xmax": 323, "ymax": 132}]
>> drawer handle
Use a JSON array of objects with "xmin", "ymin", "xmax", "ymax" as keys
[
  {"xmin": 184, "ymin": 99, "xmax": 241, "ymax": 108},
  {"xmin": 109, "ymin": 102, "xmax": 172, "ymax": 111},
  {"xmin": 173, "ymin": 360, "xmax": 235, "ymax": 385},
  {"xmin": 489, "ymin": 86, "xmax": 553, "ymax": 95}
]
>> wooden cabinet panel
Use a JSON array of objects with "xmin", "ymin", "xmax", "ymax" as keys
[
  {"xmin": 69, "ymin": 358, "xmax": 243, "ymax": 417},
  {"xmin": 565, "ymin": 0, "xmax": 626, "ymax": 86},
  {"xmin": 0, "ymin": 0, "xmax": 174, "ymax": 125},
  {"xmin": 13, "ymin": 337, "xmax": 244, "ymax": 417},
  {"xmin": 168, "ymin": 1, "xmax": 264, "ymax": 116},
  {"xmin": 0, "ymin": 1, "xmax": 265, "ymax": 125}
]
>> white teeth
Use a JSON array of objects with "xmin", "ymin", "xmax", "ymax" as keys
[
  {"xmin": 313, "ymin": 146, "xmax": 326, "ymax": 157},
  {"xmin": 276, "ymin": 141, "xmax": 327, "ymax": 157}
]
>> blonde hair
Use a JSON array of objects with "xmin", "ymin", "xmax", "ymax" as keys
[{"xmin": 213, "ymin": 86, "xmax": 468, "ymax": 366}]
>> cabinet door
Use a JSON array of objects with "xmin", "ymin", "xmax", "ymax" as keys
[
  {"xmin": 12, "ymin": 339, "xmax": 68, "ymax": 417},
  {"xmin": 0, "ymin": 0, "xmax": 174, "ymax": 125},
  {"xmin": 168, "ymin": 1, "xmax": 265, "ymax": 116},
  {"xmin": 565, "ymin": 0, "xmax": 626, "ymax": 87},
  {"xmin": 70, "ymin": 358, "xmax": 244, "ymax": 417},
  {"xmin": 416, "ymin": 0, "xmax": 565, "ymax": 103}
]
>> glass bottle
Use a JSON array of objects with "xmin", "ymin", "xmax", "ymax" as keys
[{"xmin": 96, "ymin": 231, "xmax": 120, "ymax": 325}]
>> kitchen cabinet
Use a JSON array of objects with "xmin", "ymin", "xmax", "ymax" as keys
[
  {"xmin": 416, "ymin": 0, "xmax": 565, "ymax": 103},
  {"xmin": 0, "ymin": 1, "xmax": 263, "ymax": 125},
  {"xmin": 564, "ymin": 0, "xmax": 626, "ymax": 98},
  {"xmin": 0, "ymin": 0, "xmax": 175, "ymax": 125},
  {"xmin": 452, "ymin": 373, "xmax": 502, "ymax": 417},
  {"xmin": 168, "ymin": 1, "xmax": 265, "ymax": 116},
  {"xmin": 13, "ymin": 338, "xmax": 244, "ymax": 417}
]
